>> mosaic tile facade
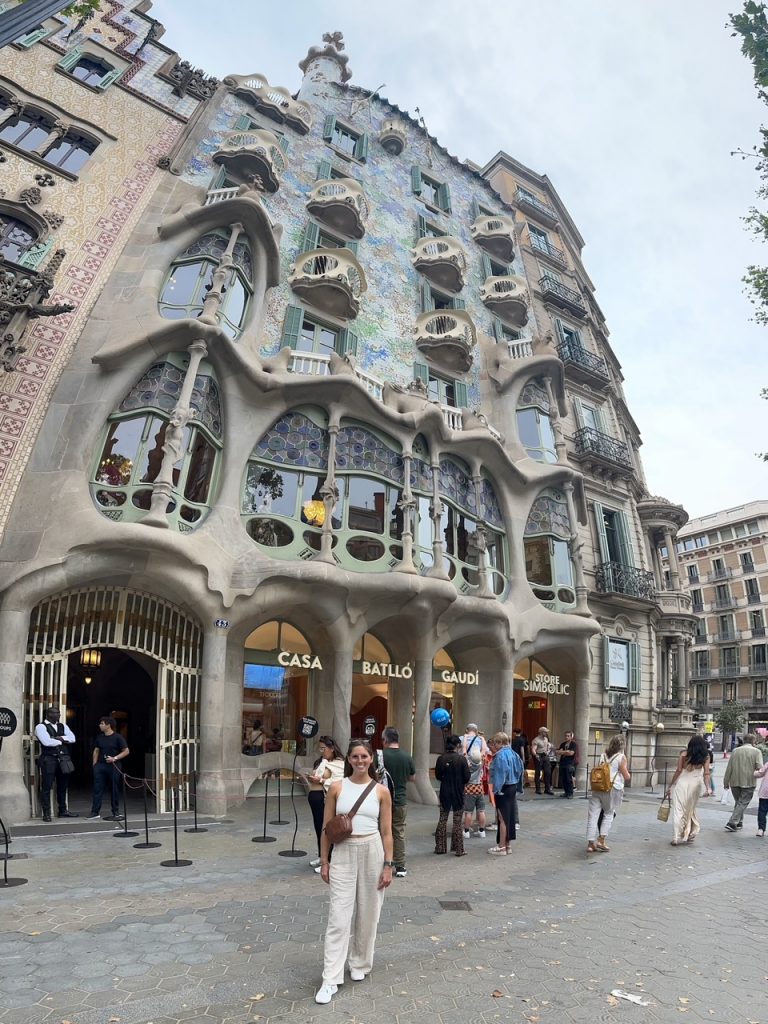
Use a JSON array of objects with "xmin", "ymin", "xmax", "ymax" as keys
[{"xmin": 179, "ymin": 90, "xmax": 541, "ymax": 403}]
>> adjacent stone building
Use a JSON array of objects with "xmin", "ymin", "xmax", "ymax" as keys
[{"xmin": 0, "ymin": 2, "xmax": 693, "ymax": 822}]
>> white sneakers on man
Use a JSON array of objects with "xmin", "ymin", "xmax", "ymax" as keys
[
  {"xmin": 349, "ymin": 967, "xmax": 366, "ymax": 982},
  {"xmin": 315, "ymin": 983, "xmax": 337, "ymax": 1004}
]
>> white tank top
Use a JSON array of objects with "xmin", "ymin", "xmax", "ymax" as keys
[{"xmin": 335, "ymin": 777, "xmax": 381, "ymax": 835}]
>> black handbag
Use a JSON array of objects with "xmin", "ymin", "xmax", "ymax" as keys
[{"xmin": 58, "ymin": 752, "xmax": 75, "ymax": 775}]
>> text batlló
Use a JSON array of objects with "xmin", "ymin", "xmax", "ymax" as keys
[{"xmin": 522, "ymin": 674, "xmax": 570, "ymax": 695}]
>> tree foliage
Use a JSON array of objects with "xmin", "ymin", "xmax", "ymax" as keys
[
  {"xmin": 15, "ymin": 0, "xmax": 102, "ymax": 23},
  {"xmin": 714, "ymin": 700, "xmax": 748, "ymax": 737}
]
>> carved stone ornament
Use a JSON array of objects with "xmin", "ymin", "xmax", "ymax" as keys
[
  {"xmin": 156, "ymin": 155, "xmax": 172, "ymax": 170},
  {"xmin": 1, "ymin": 334, "xmax": 26, "ymax": 373},
  {"xmin": 0, "ymin": 151, "xmax": 6, "ymax": 164},
  {"xmin": 298, "ymin": 34, "xmax": 352, "ymax": 82},
  {"xmin": 34, "ymin": 173, "xmax": 56, "ymax": 187},
  {"xmin": 19, "ymin": 187, "xmax": 42, "ymax": 206},
  {"xmin": 167, "ymin": 60, "xmax": 219, "ymax": 100},
  {"xmin": 42, "ymin": 210, "xmax": 64, "ymax": 229}
]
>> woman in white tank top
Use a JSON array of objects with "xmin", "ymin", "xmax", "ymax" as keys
[{"xmin": 315, "ymin": 739, "xmax": 393, "ymax": 1004}]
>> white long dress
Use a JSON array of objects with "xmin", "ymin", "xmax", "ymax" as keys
[{"xmin": 671, "ymin": 765, "xmax": 705, "ymax": 842}]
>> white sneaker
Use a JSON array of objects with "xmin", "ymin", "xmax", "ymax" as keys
[
  {"xmin": 463, "ymin": 829, "xmax": 471, "ymax": 838},
  {"xmin": 516, "ymin": 823, "xmax": 520, "ymax": 830},
  {"xmin": 315, "ymin": 983, "xmax": 337, "ymax": 1004},
  {"xmin": 314, "ymin": 865, "xmax": 322, "ymax": 873},
  {"xmin": 309, "ymin": 857, "xmax": 321, "ymax": 868},
  {"xmin": 349, "ymin": 967, "xmax": 366, "ymax": 982},
  {"xmin": 476, "ymin": 830, "xmax": 486, "ymax": 838}
]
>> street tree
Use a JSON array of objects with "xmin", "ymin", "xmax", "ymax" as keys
[{"xmin": 715, "ymin": 700, "xmax": 748, "ymax": 749}]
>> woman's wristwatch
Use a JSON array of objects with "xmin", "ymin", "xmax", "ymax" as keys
[{"xmin": 383, "ymin": 860, "xmax": 395, "ymax": 868}]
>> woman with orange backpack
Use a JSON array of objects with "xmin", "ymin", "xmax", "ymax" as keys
[{"xmin": 586, "ymin": 735, "xmax": 630, "ymax": 854}]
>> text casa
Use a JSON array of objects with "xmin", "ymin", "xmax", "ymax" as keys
[{"xmin": 278, "ymin": 651, "xmax": 323, "ymax": 669}]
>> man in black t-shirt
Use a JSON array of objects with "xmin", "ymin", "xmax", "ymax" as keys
[{"xmin": 87, "ymin": 717, "xmax": 129, "ymax": 821}]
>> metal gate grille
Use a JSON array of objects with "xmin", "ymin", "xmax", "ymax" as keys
[{"xmin": 24, "ymin": 587, "xmax": 202, "ymax": 813}]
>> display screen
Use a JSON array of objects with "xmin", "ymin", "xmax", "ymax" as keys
[{"xmin": 243, "ymin": 664, "xmax": 285, "ymax": 691}]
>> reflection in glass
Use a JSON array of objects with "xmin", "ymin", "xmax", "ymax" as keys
[
  {"xmin": 184, "ymin": 432, "xmax": 215, "ymax": 503},
  {"xmin": 242, "ymin": 465, "xmax": 298, "ymax": 517},
  {"xmin": 346, "ymin": 536, "xmax": 386, "ymax": 562},
  {"xmin": 517, "ymin": 408, "xmax": 557, "ymax": 464},
  {"xmin": 347, "ymin": 477, "xmax": 385, "ymax": 534},
  {"xmin": 96, "ymin": 419, "xmax": 145, "ymax": 486},
  {"xmin": 247, "ymin": 518, "xmax": 294, "ymax": 547}
]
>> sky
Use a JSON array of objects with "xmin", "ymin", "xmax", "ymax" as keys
[{"xmin": 153, "ymin": 0, "xmax": 767, "ymax": 520}]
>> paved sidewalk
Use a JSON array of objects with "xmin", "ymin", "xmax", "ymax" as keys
[{"xmin": 0, "ymin": 785, "xmax": 765, "ymax": 1024}]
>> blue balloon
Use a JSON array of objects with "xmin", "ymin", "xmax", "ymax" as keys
[{"xmin": 430, "ymin": 707, "xmax": 451, "ymax": 729}]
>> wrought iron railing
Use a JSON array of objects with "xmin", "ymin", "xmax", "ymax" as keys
[
  {"xmin": 714, "ymin": 630, "xmax": 740, "ymax": 643},
  {"xmin": 529, "ymin": 233, "xmax": 566, "ymax": 266},
  {"xmin": 748, "ymin": 592, "xmax": 762, "ymax": 604},
  {"xmin": 752, "ymin": 626, "xmax": 766, "ymax": 638},
  {"xmin": 706, "ymin": 566, "xmax": 732, "ymax": 581},
  {"xmin": 741, "ymin": 559, "xmax": 755, "ymax": 573},
  {"xmin": 595, "ymin": 562, "xmax": 655, "ymax": 600},
  {"xmin": 713, "ymin": 597, "xmax": 736, "ymax": 609},
  {"xmin": 539, "ymin": 275, "xmax": 585, "ymax": 312},
  {"xmin": 574, "ymin": 427, "xmax": 633, "ymax": 469},
  {"xmin": 516, "ymin": 188, "xmax": 557, "ymax": 220},
  {"xmin": 693, "ymin": 634, "xmax": 708, "ymax": 645},
  {"xmin": 557, "ymin": 340, "xmax": 609, "ymax": 379}
]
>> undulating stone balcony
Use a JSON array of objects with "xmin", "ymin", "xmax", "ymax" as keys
[
  {"xmin": 306, "ymin": 178, "xmax": 369, "ymax": 240},
  {"xmin": 288, "ymin": 248, "xmax": 367, "ymax": 320},
  {"xmin": 595, "ymin": 562, "xmax": 656, "ymax": 601},
  {"xmin": 213, "ymin": 129, "xmax": 287, "ymax": 192},
  {"xmin": 557, "ymin": 339, "xmax": 610, "ymax": 388},
  {"xmin": 227, "ymin": 74, "xmax": 312, "ymax": 134},
  {"xmin": 379, "ymin": 118, "xmax": 407, "ymax": 155},
  {"xmin": 470, "ymin": 214, "xmax": 516, "ymax": 263},
  {"xmin": 411, "ymin": 235, "xmax": 467, "ymax": 293},
  {"xmin": 480, "ymin": 274, "xmax": 529, "ymax": 327},
  {"xmin": 414, "ymin": 309, "xmax": 477, "ymax": 373},
  {"xmin": 573, "ymin": 426, "xmax": 634, "ymax": 475}
]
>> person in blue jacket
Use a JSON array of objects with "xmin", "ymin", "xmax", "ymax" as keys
[{"xmin": 487, "ymin": 732, "xmax": 524, "ymax": 855}]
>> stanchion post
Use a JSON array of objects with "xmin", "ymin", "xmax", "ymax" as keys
[
  {"xmin": 184, "ymin": 769, "xmax": 208, "ymax": 834},
  {"xmin": 161, "ymin": 786, "xmax": 192, "ymax": 867},
  {"xmin": 0, "ymin": 813, "xmax": 26, "ymax": 887},
  {"xmin": 134, "ymin": 780, "xmax": 161, "ymax": 850},
  {"xmin": 270, "ymin": 768, "xmax": 289, "ymax": 826},
  {"xmin": 114, "ymin": 770, "xmax": 139, "ymax": 839},
  {"xmin": 582, "ymin": 761, "xmax": 590, "ymax": 800},
  {"xmin": 252, "ymin": 770, "xmax": 276, "ymax": 843},
  {"xmin": 278, "ymin": 750, "xmax": 307, "ymax": 858}
]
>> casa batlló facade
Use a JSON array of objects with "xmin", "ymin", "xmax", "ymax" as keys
[{"xmin": 0, "ymin": 1, "xmax": 695, "ymax": 822}]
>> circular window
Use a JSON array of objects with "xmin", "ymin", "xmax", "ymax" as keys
[
  {"xmin": 303, "ymin": 530, "xmax": 337, "ymax": 552},
  {"xmin": 346, "ymin": 536, "xmax": 385, "ymax": 562},
  {"xmin": 248, "ymin": 518, "xmax": 294, "ymax": 547},
  {"xmin": 95, "ymin": 490, "xmax": 126, "ymax": 507},
  {"xmin": 557, "ymin": 588, "xmax": 576, "ymax": 605},
  {"xmin": 532, "ymin": 588, "xmax": 554, "ymax": 602}
]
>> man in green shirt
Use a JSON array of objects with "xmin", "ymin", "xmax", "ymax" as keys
[
  {"xmin": 381, "ymin": 727, "xmax": 415, "ymax": 878},
  {"xmin": 723, "ymin": 733, "xmax": 763, "ymax": 832}
]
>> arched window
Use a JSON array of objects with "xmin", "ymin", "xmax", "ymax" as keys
[
  {"xmin": 0, "ymin": 215, "xmax": 38, "ymax": 263},
  {"xmin": 0, "ymin": 110, "xmax": 52, "ymax": 152},
  {"xmin": 91, "ymin": 355, "xmax": 222, "ymax": 531},
  {"xmin": 524, "ymin": 487, "xmax": 575, "ymax": 611},
  {"xmin": 516, "ymin": 379, "xmax": 557, "ymax": 463},
  {"xmin": 45, "ymin": 132, "xmax": 95, "ymax": 174},
  {"xmin": 159, "ymin": 231, "xmax": 253, "ymax": 339},
  {"xmin": 71, "ymin": 56, "xmax": 113, "ymax": 87}
]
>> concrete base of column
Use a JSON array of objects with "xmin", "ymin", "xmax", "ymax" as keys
[
  {"xmin": 0, "ymin": 773, "xmax": 31, "ymax": 825},
  {"xmin": 407, "ymin": 770, "xmax": 438, "ymax": 805},
  {"xmin": 197, "ymin": 770, "xmax": 242, "ymax": 816}
]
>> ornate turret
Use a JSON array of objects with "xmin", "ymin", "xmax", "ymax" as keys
[{"xmin": 298, "ymin": 32, "xmax": 351, "ymax": 103}]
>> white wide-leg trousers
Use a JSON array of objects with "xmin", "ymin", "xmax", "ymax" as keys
[{"xmin": 322, "ymin": 833, "xmax": 385, "ymax": 985}]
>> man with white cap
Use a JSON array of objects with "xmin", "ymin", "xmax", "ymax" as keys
[{"xmin": 460, "ymin": 724, "xmax": 489, "ymax": 838}]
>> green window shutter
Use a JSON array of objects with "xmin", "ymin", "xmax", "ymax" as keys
[
  {"xmin": 471, "ymin": 197, "xmax": 481, "ymax": 220},
  {"xmin": 451, "ymin": 297, "xmax": 466, "ymax": 311},
  {"xmin": 493, "ymin": 318, "xmax": 505, "ymax": 342},
  {"xmin": 593, "ymin": 405, "xmax": 607, "ymax": 433},
  {"xmin": 234, "ymin": 113, "xmax": 252, "ymax": 130},
  {"xmin": 413, "ymin": 362, "xmax": 430, "ymax": 386},
  {"xmin": 316, "ymin": 159, "xmax": 332, "ymax": 180},
  {"xmin": 278, "ymin": 135, "xmax": 289, "ymax": 154},
  {"xmin": 17, "ymin": 26, "xmax": 48, "ymax": 47},
  {"xmin": 592, "ymin": 501, "xmax": 610, "ymax": 563},
  {"xmin": 411, "ymin": 165, "xmax": 423, "ymax": 195},
  {"xmin": 482, "ymin": 253, "xmax": 493, "ymax": 279},
  {"xmin": 453, "ymin": 381, "xmax": 469, "ymax": 408},
  {"xmin": 58, "ymin": 46, "xmax": 83, "ymax": 72},
  {"xmin": 603, "ymin": 636, "xmax": 611, "ymax": 690},
  {"xmin": 416, "ymin": 214, "xmax": 428, "ymax": 241},
  {"xmin": 281, "ymin": 304, "xmax": 304, "ymax": 350},
  {"xmin": 17, "ymin": 238, "xmax": 54, "ymax": 270},
  {"xmin": 628, "ymin": 642, "xmax": 641, "ymax": 694},
  {"xmin": 438, "ymin": 182, "xmax": 452, "ymax": 213},
  {"xmin": 97, "ymin": 67, "xmax": 123, "ymax": 90},
  {"xmin": 420, "ymin": 280, "xmax": 434, "ymax": 313},
  {"xmin": 338, "ymin": 328, "xmax": 358, "ymax": 357},
  {"xmin": 573, "ymin": 397, "xmax": 585, "ymax": 427},
  {"xmin": 300, "ymin": 220, "xmax": 320, "ymax": 253},
  {"xmin": 209, "ymin": 165, "xmax": 227, "ymax": 189},
  {"xmin": 616, "ymin": 511, "xmax": 635, "ymax": 568},
  {"xmin": 355, "ymin": 133, "xmax": 369, "ymax": 161},
  {"xmin": 345, "ymin": 240, "xmax": 359, "ymax": 256},
  {"xmin": 322, "ymin": 115, "xmax": 336, "ymax": 141}
]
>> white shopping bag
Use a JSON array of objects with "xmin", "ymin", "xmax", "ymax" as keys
[{"xmin": 720, "ymin": 787, "xmax": 735, "ymax": 806}]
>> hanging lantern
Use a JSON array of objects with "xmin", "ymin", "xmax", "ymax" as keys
[{"xmin": 80, "ymin": 649, "xmax": 102, "ymax": 668}]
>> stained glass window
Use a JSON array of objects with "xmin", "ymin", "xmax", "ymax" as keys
[
  {"xmin": 250, "ymin": 411, "xmax": 329, "ymax": 470},
  {"xmin": 120, "ymin": 360, "xmax": 222, "ymax": 439},
  {"xmin": 438, "ymin": 458, "xmax": 476, "ymax": 514},
  {"xmin": 479, "ymin": 478, "xmax": 503, "ymax": 528},
  {"xmin": 524, "ymin": 489, "xmax": 572, "ymax": 540},
  {"xmin": 336, "ymin": 424, "xmax": 403, "ymax": 484}
]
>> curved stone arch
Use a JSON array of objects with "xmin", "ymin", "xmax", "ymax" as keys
[{"xmin": 0, "ymin": 197, "xmax": 53, "ymax": 247}]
